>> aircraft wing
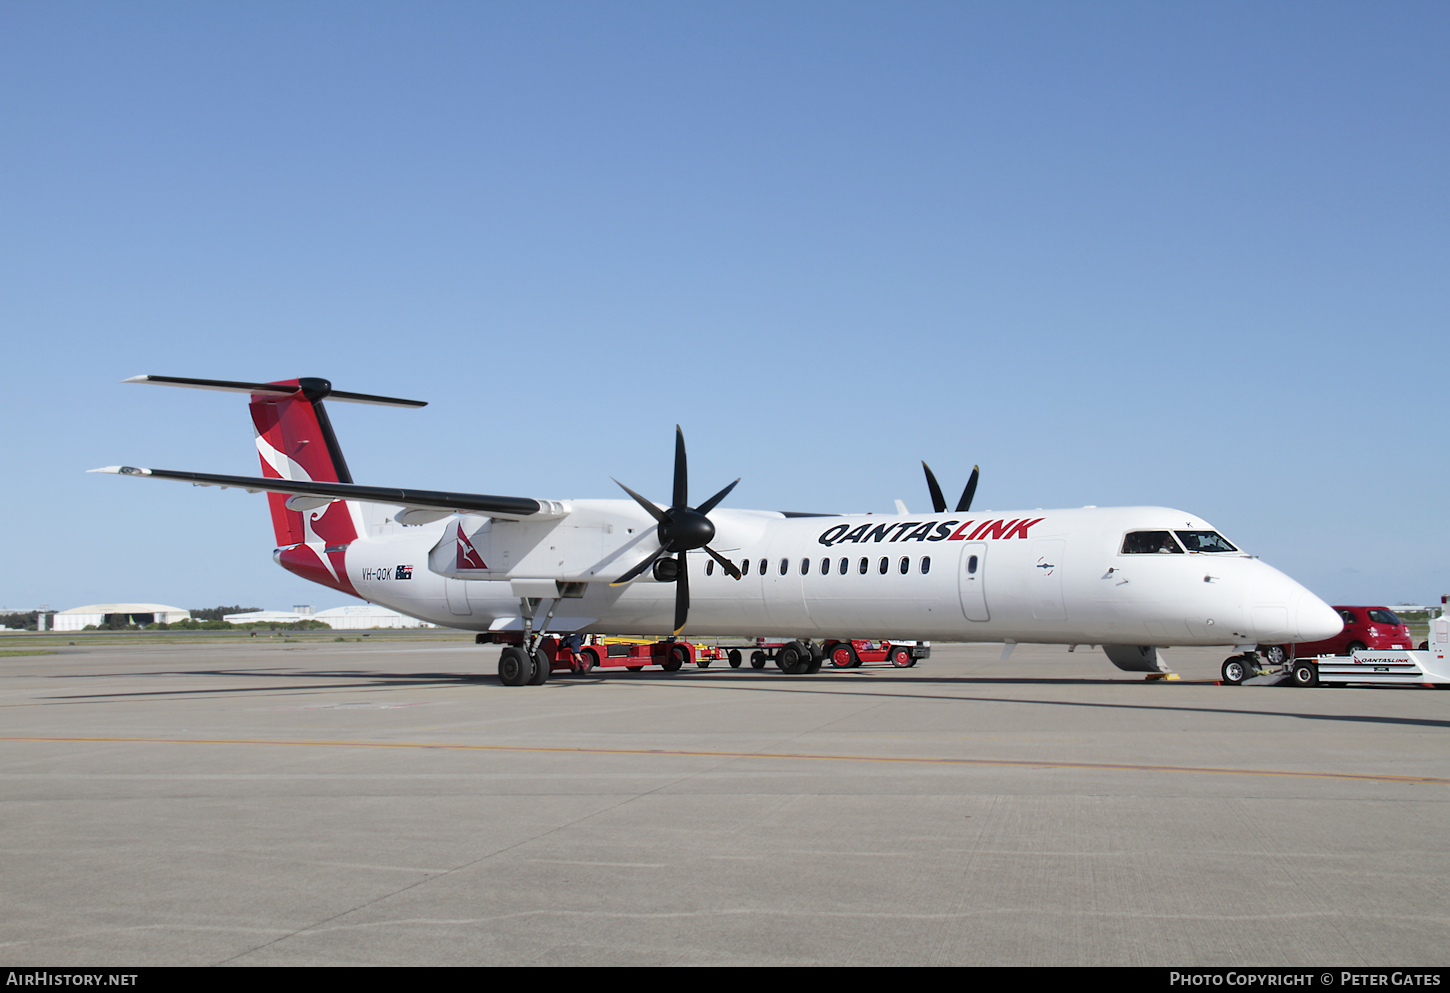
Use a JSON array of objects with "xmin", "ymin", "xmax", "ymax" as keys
[{"xmin": 88, "ymin": 466, "xmax": 567, "ymax": 522}]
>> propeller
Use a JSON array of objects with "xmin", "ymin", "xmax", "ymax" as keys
[
  {"xmin": 611, "ymin": 427, "xmax": 741, "ymax": 635},
  {"xmin": 921, "ymin": 462, "xmax": 980, "ymax": 514}
]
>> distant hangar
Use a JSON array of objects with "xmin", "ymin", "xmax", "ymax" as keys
[
  {"xmin": 52, "ymin": 604, "xmax": 190, "ymax": 631},
  {"xmin": 47, "ymin": 603, "xmax": 433, "ymax": 631}
]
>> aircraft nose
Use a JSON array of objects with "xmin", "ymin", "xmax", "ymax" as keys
[
  {"xmin": 1294, "ymin": 593, "xmax": 1342, "ymax": 643},
  {"xmin": 1245, "ymin": 563, "xmax": 1341, "ymax": 645}
]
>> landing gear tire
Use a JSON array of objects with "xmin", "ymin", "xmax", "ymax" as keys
[
  {"xmin": 1221, "ymin": 656, "xmax": 1250, "ymax": 685},
  {"xmin": 728, "ymin": 649, "xmax": 742, "ymax": 668},
  {"xmin": 750, "ymin": 651, "xmax": 767, "ymax": 669},
  {"xmin": 1262, "ymin": 644, "xmax": 1290, "ymax": 666},
  {"xmin": 498, "ymin": 646, "xmax": 532, "ymax": 686},
  {"xmin": 829, "ymin": 643, "xmax": 859, "ymax": 668},
  {"xmin": 776, "ymin": 641, "xmax": 810, "ymax": 674},
  {"xmin": 890, "ymin": 647, "xmax": 914, "ymax": 668},
  {"xmin": 1291, "ymin": 661, "xmax": 1319, "ymax": 687},
  {"xmin": 528, "ymin": 649, "xmax": 551, "ymax": 684}
]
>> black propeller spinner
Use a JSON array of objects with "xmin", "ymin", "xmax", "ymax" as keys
[
  {"xmin": 922, "ymin": 462, "xmax": 979, "ymax": 514},
  {"xmin": 611, "ymin": 427, "xmax": 741, "ymax": 635}
]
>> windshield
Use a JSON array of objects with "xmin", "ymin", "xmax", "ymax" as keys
[
  {"xmin": 1122, "ymin": 531, "xmax": 1183, "ymax": 554},
  {"xmin": 1175, "ymin": 530, "xmax": 1238, "ymax": 553}
]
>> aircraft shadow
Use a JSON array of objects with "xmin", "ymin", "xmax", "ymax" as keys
[
  {"xmin": 41, "ymin": 665, "xmax": 1450, "ymax": 731},
  {"xmin": 564, "ymin": 669, "xmax": 1450, "ymax": 731}
]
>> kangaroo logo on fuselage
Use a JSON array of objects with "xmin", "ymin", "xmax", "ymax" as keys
[{"xmin": 455, "ymin": 524, "xmax": 487, "ymax": 570}]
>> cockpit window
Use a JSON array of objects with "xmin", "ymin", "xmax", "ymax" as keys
[
  {"xmin": 1174, "ymin": 530, "xmax": 1238, "ymax": 553},
  {"xmin": 1122, "ymin": 531, "xmax": 1183, "ymax": 554}
]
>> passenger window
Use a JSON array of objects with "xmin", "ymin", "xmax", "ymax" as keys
[
  {"xmin": 921, "ymin": 556, "xmax": 931, "ymax": 574},
  {"xmin": 858, "ymin": 557, "xmax": 868, "ymax": 575},
  {"xmin": 705, "ymin": 559, "xmax": 714, "ymax": 577},
  {"xmin": 759, "ymin": 558, "xmax": 767, "ymax": 576},
  {"xmin": 967, "ymin": 555, "xmax": 978, "ymax": 574},
  {"xmin": 1122, "ymin": 531, "xmax": 1183, "ymax": 554},
  {"xmin": 838, "ymin": 557, "xmax": 849, "ymax": 575},
  {"xmin": 821, "ymin": 557, "xmax": 831, "ymax": 575},
  {"xmin": 801, "ymin": 558, "xmax": 811, "ymax": 575},
  {"xmin": 742, "ymin": 558, "xmax": 751, "ymax": 576},
  {"xmin": 899, "ymin": 556, "xmax": 910, "ymax": 574},
  {"xmin": 878, "ymin": 557, "xmax": 889, "ymax": 575},
  {"xmin": 1338, "ymin": 609, "xmax": 1357, "ymax": 625}
]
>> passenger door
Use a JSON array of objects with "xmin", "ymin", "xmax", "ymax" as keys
[{"xmin": 958, "ymin": 542, "xmax": 989, "ymax": 621}]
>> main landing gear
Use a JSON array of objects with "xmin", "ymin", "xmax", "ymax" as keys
[
  {"xmin": 774, "ymin": 641, "xmax": 821, "ymax": 675},
  {"xmin": 498, "ymin": 645, "xmax": 547, "ymax": 686},
  {"xmin": 496, "ymin": 595, "xmax": 556, "ymax": 686}
]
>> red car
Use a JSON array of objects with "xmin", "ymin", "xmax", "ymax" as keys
[{"xmin": 1270, "ymin": 606, "xmax": 1414, "ymax": 662}]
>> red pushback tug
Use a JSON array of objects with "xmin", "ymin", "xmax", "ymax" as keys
[{"xmin": 478, "ymin": 633, "xmax": 929, "ymax": 675}]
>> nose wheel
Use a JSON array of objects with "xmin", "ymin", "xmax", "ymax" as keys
[{"xmin": 1221, "ymin": 654, "xmax": 1256, "ymax": 685}]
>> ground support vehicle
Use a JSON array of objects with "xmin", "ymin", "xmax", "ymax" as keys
[
  {"xmin": 1220, "ymin": 609, "xmax": 1449, "ymax": 688},
  {"xmin": 1291, "ymin": 649, "xmax": 1450, "ymax": 687},
  {"xmin": 719, "ymin": 638, "xmax": 930, "ymax": 673},
  {"xmin": 822, "ymin": 639, "xmax": 931, "ymax": 669},
  {"xmin": 484, "ymin": 630, "xmax": 926, "ymax": 679},
  {"xmin": 543, "ymin": 635, "xmax": 731, "ymax": 674},
  {"xmin": 477, "ymin": 632, "xmax": 724, "ymax": 681},
  {"xmin": 710, "ymin": 639, "xmax": 811, "ymax": 673}
]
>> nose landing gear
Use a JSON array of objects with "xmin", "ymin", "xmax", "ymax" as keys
[
  {"xmin": 1222, "ymin": 650, "xmax": 1304, "ymax": 686},
  {"xmin": 1220, "ymin": 654, "xmax": 1255, "ymax": 685}
]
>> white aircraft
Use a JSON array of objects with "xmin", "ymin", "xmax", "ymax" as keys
[{"xmin": 93, "ymin": 375, "xmax": 1342, "ymax": 684}]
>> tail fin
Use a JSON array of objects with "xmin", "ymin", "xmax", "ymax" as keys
[
  {"xmin": 250, "ymin": 378, "xmax": 358, "ymax": 549},
  {"xmin": 124, "ymin": 375, "xmax": 426, "ymax": 597}
]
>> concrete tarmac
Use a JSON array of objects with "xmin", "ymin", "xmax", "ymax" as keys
[{"xmin": 2, "ymin": 635, "xmax": 1447, "ymax": 966}]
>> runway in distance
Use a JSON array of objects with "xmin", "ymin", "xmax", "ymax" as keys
[{"xmin": 94, "ymin": 375, "xmax": 1342, "ymax": 683}]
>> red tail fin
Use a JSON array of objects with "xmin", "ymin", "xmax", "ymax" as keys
[
  {"xmin": 251, "ymin": 379, "xmax": 360, "ymax": 596},
  {"xmin": 121, "ymin": 374, "xmax": 426, "ymax": 599}
]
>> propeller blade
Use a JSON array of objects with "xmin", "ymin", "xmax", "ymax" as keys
[
  {"xmin": 922, "ymin": 462, "xmax": 947, "ymax": 514},
  {"xmin": 956, "ymin": 465, "xmax": 980, "ymax": 513},
  {"xmin": 695, "ymin": 477, "xmax": 739, "ymax": 516},
  {"xmin": 612, "ymin": 478, "xmax": 667, "ymax": 523},
  {"xmin": 673, "ymin": 426, "xmax": 688, "ymax": 509},
  {"xmin": 673, "ymin": 554, "xmax": 689, "ymax": 634},
  {"xmin": 704, "ymin": 545, "xmax": 741, "ymax": 580},
  {"xmin": 609, "ymin": 545, "xmax": 667, "ymax": 586}
]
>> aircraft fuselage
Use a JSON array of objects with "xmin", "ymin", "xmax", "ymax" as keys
[{"xmin": 312, "ymin": 499, "xmax": 1337, "ymax": 649}]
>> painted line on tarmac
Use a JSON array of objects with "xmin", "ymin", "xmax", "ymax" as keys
[{"xmin": 3, "ymin": 735, "xmax": 1447, "ymax": 786}]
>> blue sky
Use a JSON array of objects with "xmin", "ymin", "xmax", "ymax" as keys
[{"xmin": 2, "ymin": 1, "xmax": 1445, "ymax": 613}]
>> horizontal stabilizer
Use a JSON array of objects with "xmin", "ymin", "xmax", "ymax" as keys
[
  {"xmin": 89, "ymin": 466, "xmax": 567, "ymax": 521},
  {"xmin": 124, "ymin": 375, "xmax": 427, "ymax": 408}
]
